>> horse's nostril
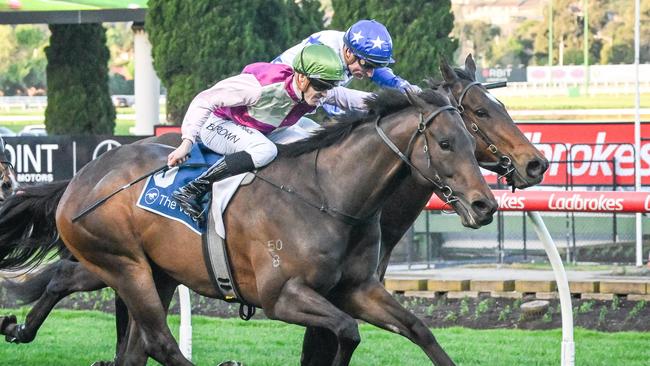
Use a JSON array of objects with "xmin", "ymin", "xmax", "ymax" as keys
[
  {"xmin": 471, "ymin": 198, "xmax": 497, "ymax": 217},
  {"xmin": 526, "ymin": 157, "xmax": 549, "ymax": 179}
]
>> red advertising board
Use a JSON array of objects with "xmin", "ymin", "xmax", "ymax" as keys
[
  {"xmin": 427, "ymin": 189, "xmax": 650, "ymax": 213},
  {"xmin": 155, "ymin": 121, "xmax": 650, "ymax": 187},
  {"xmin": 484, "ymin": 121, "xmax": 650, "ymax": 187},
  {"xmin": 154, "ymin": 125, "xmax": 181, "ymax": 136}
]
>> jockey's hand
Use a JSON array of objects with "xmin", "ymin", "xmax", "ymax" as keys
[
  {"xmin": 167, "ymin": 139, "xmax": 193, "ymax": 167},
  {"xmin": 405, "ymin": 84, "xmax": 422, "ymax": 94}
]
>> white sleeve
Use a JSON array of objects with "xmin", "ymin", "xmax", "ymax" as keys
[
  {"xmin": 321, "ymin": 86, "xmax": 371, "ymax": 115},
  {"xmin": 181, "ymin": 74, "xmax": 262, "ymax": 143},
  {"xmin": 275, "ymin": 42, "xmax": 305, "ymax": 66}
]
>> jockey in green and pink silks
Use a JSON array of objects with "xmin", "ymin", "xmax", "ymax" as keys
[{"xmin": 168, "ymin": 44, "xmax": 370, "ymax": 220}]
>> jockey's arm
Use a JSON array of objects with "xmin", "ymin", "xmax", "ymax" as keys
[
  {"xmin": 371, "ymin": 67, "xmax": 420, "ymax": 92},
  {"xmin": 180, "ymin": 74, "xmax": 262, "ymax": 144},
  {"xmin": 322, "ymin": 86, "xmax": 371, "ymax": 118}
]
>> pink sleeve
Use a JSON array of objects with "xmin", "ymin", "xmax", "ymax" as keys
[{"xmin": 181, "ymin": 74, "xmax": 262, "ymax": 143}]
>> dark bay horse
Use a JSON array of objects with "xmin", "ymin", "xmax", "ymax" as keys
[
  {"xmin": 0, "ymin": 56, "xmax": 547, "ymax": 361},
  {"xmin": 300, "ymin": 55, "xmax": 548, "ymax": 365},
  {"xmin": 3, "ymin": 88, "xmax": 496, "ymax": 365},
  {"xmin": 0, "ymin": 136, "xmax": 18, "ymax": 203}
]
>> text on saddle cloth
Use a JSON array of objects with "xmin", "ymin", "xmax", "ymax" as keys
[{"xmin": 136, "ymin": 143, "xmax": 222, "ymax": 234}]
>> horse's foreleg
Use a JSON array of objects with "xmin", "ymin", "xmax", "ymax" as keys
[
  {"xmin": 343, "ymin": 280, "xmax": 455, "ymax": 366},
  {"xmin": 114, "ymin": 267, "xmax": 181, "ymax": 366},
  {"xmin": 264, "ymin": 278, "xmax": 360, "ymax": 366},
  {"xmin": 300, "ymin": 327, "xmax": 338, "ymax": 366},
  {"xmin": 115, "ymin": 295, "xmax": 128, "ymax": 354},
  {"xmin": 1, "ymin": 259, "xmax": 106, "ymax": 343}
]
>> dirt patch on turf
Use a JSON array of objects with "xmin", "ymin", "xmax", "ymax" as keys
[
  {"xmin": 394, "ymin": 294, "xmax": 650, "ymax": 332},
  {"xmin": 1, "ymin": 285, "xmax": 648, "ymax": 332}
]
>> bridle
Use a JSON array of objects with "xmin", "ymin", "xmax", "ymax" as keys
[
  {"xmin": 375, "ymin": 104, "xmax": 460, "ymax": 208},
  {"xmin": 449, "ymin": 81, "xmax": 516, "ymax": 182},
  {"xmin": 254, "ymin": 104, "xmax": 463, "ymax": 224}
]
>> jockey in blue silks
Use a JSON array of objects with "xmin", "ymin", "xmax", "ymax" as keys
[{"xmin": 273, "ymin": 19, "xmax": 420, "ymax": 118}]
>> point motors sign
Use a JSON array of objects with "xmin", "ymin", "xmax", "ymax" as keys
[{"xmin": 2, "ymin": 136, "xmax": 142, "ymax": 183}]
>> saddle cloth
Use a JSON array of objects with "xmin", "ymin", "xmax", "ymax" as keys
[
  {"xmin": 136, "ymin": 124, "xmax": 316, "ymax": 304},
  {"xmin": 137, "ymin": 123, "xmax": 315, "ymax": 237}
]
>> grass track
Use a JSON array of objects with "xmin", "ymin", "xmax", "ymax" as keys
[{"xmin": 0, "ymin": 309, "xmax": 648, "ymax": 365}]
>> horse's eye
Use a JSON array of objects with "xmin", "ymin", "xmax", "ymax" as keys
[
  {"xmin": 475, "ymin": 109, "xmax": 489, "ymax": 118},
  {"xmin": 439, "ymin": 140, "xmax": 451, "ymax": 150}
]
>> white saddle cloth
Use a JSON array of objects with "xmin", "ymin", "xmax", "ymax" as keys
[{"xmin": 211, "ymin": 121, "xmax": 319, "ymax": 238}]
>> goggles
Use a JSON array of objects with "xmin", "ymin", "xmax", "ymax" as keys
[
  {"xmin": 356, "ymin": 56, "xmax": 388, "ymax": 70},
  {"xmin": 308, "ymin": 78, "xmax": 338, "ymax": 92}
]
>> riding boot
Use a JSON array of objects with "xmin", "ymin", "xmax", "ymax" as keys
[{"xmin": 173, "ymin": 151, "xmax": 256, "ymax": 221}]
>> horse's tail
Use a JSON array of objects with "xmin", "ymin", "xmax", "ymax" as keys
[
  {"xmin": 3, "ymin": 261, "xmax": 60, "ymax": 304},
  {"xmin": 0, "ymin": 180, "xmax": 69, "ymax": 270}
]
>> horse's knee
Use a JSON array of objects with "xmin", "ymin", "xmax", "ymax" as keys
[{"xmin": 335, "ymin": 317, "xmax": 360, "ymax": 346}]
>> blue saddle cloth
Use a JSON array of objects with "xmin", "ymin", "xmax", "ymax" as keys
[{"xmin": 137, "ymin": 143, "xmax": 223, "ymax": 234}]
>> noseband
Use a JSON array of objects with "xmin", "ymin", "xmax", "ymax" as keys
[
  {"xmin": 451, "ymin": 81, "xmax": 515, "ymax": 180},
  {"xmin": 375, "ymin": 104, "xmax": 460, "ymax": 207}
]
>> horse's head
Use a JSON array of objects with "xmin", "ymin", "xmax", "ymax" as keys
[
  {"xmin": 439, "ymin": 54, "xmax": 548, "ymax": 189},
  {"xmin": 0, "ymin": 136, "xmax": 18, "ymax": 203},
  {"xmin": 402, "ymin": 89, "xmax": 497, "ymax": 228}
]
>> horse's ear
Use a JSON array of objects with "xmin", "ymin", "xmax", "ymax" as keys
[
  {"xmin": 405, "ymin": 88, "xmax": 429, "ymax": 112},
  {"xmin": 439, "ymin": 58, "xmax": 457, "ymax": 84},
  {"xmin": 464, "ymin": 54, "xmax": 477, "ymax": 81}
]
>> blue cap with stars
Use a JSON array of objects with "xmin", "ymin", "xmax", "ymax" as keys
[{"xmin": 343, "ymin": 20, "xmax": 395, "ymax": 66}]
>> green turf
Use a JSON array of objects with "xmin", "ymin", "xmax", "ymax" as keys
[{"xmin": 0, "ymin": 309, "xmax": 648, "ymax": 365}]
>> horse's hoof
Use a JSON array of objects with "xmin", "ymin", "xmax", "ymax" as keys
[
  {"xmin": 0, "ymin": 315, "xmax": 17, "ymax": 335},
  {"xmin": 90, "ymin": 361, "xmax": 115, "ymax": 366},
  {"xmin": 217, "ymin": 361, "xmax": 244, "ymax": 366}
]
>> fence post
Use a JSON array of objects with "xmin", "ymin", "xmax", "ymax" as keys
[{"xmin": 178, "ymin": 285, "xmax": 192, "ymax": 361}]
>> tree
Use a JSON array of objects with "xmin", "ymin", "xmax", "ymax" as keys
[
  {"xmin": 330, "ymin": 0, "xmax": 458, "ymax": 85},
  {"xmin": 600, "ymin": 1, "xmax": 650, "ymax": 64},
  {"xmin": 457, "ymin": 21, "xmax": 500, "ymax": 67},
  {"xmin": 45, "ymin": 24, "xmax": 115, "ymax": 135},
  {"xmin": 146, "ymin": 0, "xmax": 323, "ymax": 124},
  {"xmin": 529, "ymin": 0, "xmax": 646, "ymax": 66},
  {"xmin": 0, "ymin": 25, "xmax": 48, "ymax": 95},
  {"xmin": 286, "ymin": 0, "xmax": 324, "ymax": 44}
]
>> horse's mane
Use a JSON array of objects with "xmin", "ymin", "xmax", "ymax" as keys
[{"xmin": 278, "ymin": 87, "xmax": 449, "ymax": 158}]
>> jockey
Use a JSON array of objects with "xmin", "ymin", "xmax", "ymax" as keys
[
  {"xmin": 168, "ymin": 44, "xmax": 369, "ymax": 220},
  {"xmin": 273, "ymin": 20, "xmax": 420, "ymax": 112}
]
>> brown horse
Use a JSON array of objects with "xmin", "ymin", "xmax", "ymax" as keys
[
  {"xmin": 3, "ymin": 88, "xmax": 495, "ymax": 365},
  {"xmin": 0, "ymin": 56, "xmax": 546, "ymax": 361},
  {"xmin": 300, "ymin": 55, "xmax": 548, "ymax": 365}
]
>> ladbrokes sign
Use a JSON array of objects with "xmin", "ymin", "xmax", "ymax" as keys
[
  {"xmin": 483, "ymin": 121, "xmax": 650, "ymax": 186},
  {"xmin": 2, "ymin": 136, "xmax": 142, "ymax": 183},
  {"xmin": 427, "ymin": 190, "xmax": 650, "ymax": 213}
]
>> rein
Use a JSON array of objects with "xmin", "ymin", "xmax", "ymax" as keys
[
  {"xmin": 253, "ymin": 158, "xmax": 379, "ymax": 227},
  {"xmin": 254, "ymin": 105, "xmax": 464, "ymax": 225}
]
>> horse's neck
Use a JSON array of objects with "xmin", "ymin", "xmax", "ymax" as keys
[{"xmin": 313, "ymin": 110, "xmax": 420, "ymax": 219}]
